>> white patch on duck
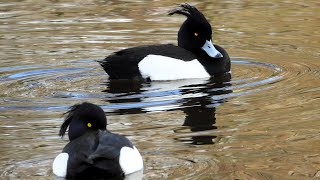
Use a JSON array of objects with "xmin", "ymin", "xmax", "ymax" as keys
[
  {"xmin": 52, "ymin": 153, "xmax": 69, "ymax": 178},
  {"xmin": 119, "ymin": 146, "xmax": 143, "ymax": 175},
  {"xmin": 138, "ymin": 55, "xmax": 210, "ymax": 81}
]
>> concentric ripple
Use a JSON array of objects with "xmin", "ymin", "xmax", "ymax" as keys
[
  {"xmin": 2, "ymin": 59, "xmax": 318, "ymax": 179},
  {"xmin": 0, "ymin": 59, "xmax": 285, "ymax": 178},
  {"xmin": 0, "ymin": 59, "xmax": 283, "ymax": 114}
]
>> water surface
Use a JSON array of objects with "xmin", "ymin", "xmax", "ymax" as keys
[{"xmin": 0, "ymin": 0, "xmax": 319, "ymax": 179}]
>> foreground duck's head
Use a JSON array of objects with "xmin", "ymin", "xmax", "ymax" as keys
[
  {"xmin": 59, "ymin": 102, "xmax": 107, "ymax": 141},
  {"xmin": 169, "ymin": 3, "xmax": 223, "ymax": 59}
]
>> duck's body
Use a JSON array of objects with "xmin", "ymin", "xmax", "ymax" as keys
[
  {"xmin": 52, "ymin": 103, "xmax": 143, "ymax": 180},
  {"xmin": 59, "ymin": 131, "xmax": 141, "ymax": 179},
  {"xmin": 99, "ymin": 3, "xmax": 230, "ymax": 81},
  {"xmin": 100, "ymin": 44, "xmax": 230, "ymax": 81}
]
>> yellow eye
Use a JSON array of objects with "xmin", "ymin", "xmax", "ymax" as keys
[
  {"xmin": 194, "ymin": 32, "xmax": 198, "ymax": 37},
  {"xmin": 87, "ymin": 123, "xmax": 92, "ymax": 128}
]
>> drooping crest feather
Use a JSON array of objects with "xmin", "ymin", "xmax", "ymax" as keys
[
  {"xmin": 59, "ymin": 102, "xmax": 107, "ymax": 139},
  {"xmin": 168, "ymin": 3, "xmax": 206, "ymax": 21},
  {"xmin": 168, "ymin": 3, "xmax": 192, "ymax": 17},
  {"xmin": 59, "ymin": 103, "xmax": 82, "ymax": 137}
]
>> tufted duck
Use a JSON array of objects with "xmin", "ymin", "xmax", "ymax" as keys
[
  {"xmin": 99, "ymin": 3, "xmax": 230, "ymax": 81},
  {"xmin": 52, "ymin": 102, "xmax": 143, "ymax": 179}
]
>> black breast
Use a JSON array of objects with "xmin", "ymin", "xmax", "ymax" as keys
[{"xmin": 196, "ymin": 45, "xmax": 231, "ymax": 76}]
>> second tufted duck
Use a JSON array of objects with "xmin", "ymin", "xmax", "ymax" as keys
[{"xmin": 99, "ymin": 3, "xmax": 230, "ymax": 81}]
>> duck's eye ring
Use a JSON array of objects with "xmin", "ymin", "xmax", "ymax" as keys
[
  {"xmin": 194, "ymin": 32, "xmax": 198, "ymax": 37},
  {"xmin": 87, "ymin": 123, "xmax": 92, "ymax": 128}
]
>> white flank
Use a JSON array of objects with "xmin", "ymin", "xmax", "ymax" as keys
[
  {"xmin": 119, "ymin": 146, "xmax": 144, "ymax": 175},
  {"xmin": 52, "ymin": 153, "xmax": 69, "ymax": 178},
  {"xmin": 138, "ymin": 55, "xmax": 210, "ymax": 81}
]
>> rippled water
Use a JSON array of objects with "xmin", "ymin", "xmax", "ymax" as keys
[{"xmin": 1, "ymin": 0, "xmax": 319, "ymax": 179}]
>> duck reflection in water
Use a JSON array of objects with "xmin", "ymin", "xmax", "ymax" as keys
[
  {"xmin": 178, "ymin": 73, "xmax": 232, "ymax": 145},
  {"xmin": 102, "ymin": 80, "xmax": 148, "ymax": 115},
  {"xmin": 102, "ymin": 73, "xmax": 232, "ymax": 145}
]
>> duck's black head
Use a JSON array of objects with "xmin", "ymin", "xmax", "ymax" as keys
[
  {"xmin": 168, "ymin": 3, "xmax": 223, "ymax": 59},
  {"xmin": 59, "ymin": 102, "xmax": 107, "ymax": 141}
]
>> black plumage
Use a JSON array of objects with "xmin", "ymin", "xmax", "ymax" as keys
[
  {"xmin": 57, "ymin": 102, "xmax": 137, "ymax": 180},
  {"xmin": 99, "ymin": 3, "xmax": 230, "ymax": 80}
]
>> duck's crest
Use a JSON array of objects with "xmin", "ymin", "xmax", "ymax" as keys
[
  {"xmin": 59, "ymin": 103, "xmax": 82, "ymax": 137},
  {"xmin": 168, "ymin": 3, "xmax": 205, "ymax": 21}
]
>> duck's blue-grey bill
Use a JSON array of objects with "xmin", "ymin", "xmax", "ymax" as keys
[{"xmin": 201, "ymin": 40, "xmax": 223, "ymax": 58}]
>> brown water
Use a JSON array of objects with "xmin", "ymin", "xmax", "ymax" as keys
[{"xmin": 0, "ymin": 0, "xmax": 319, "ymax": 179}]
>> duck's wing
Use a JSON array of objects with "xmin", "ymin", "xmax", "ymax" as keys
[
  {"xmin": 87, "ymin": 132, "xmax": 132, "ymax": 166},
  {"xmin": 99, "ymin": 44, "xmax": 196, "ymax": 79},
  {"xmin": 60, "ymin": 132, "xmax": 96, "ymax": 177},
  {"xmin": 88, "ymin": 132, "xmax": 143, "ymax": 176},
  {"xmin": 61, "ymin": 132, "xmax": 125, "ymax": 179}
]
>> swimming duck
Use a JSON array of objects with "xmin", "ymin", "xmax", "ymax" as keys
[
  {"xmin": 99, "ymin": 3, "xmax": 230, "ymax": 81},
  {"xmin": 52, "ymin": 102, "xmax": 143, "ymax": 179}
]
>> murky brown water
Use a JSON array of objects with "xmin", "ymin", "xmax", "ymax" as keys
[{"xmin": 0, "ymin": 0, "xmax": 319, "ymax": 179}]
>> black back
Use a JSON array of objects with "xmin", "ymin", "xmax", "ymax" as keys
[
  {"xmin": 63, "ymin": 130, "xmax": 133, "ymax": 180},
  {"xmin": 99, "ymin": 44, "xmax": 196, "ymax": 80}
]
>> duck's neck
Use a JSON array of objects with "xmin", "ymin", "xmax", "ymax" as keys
[
  {"xmin": 177, "ymin": 20, "xmax": 192, "ymax": 50},
  {"xmin": 197, "ymin": 45, "xmax": 231, "ymax": 76}
]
